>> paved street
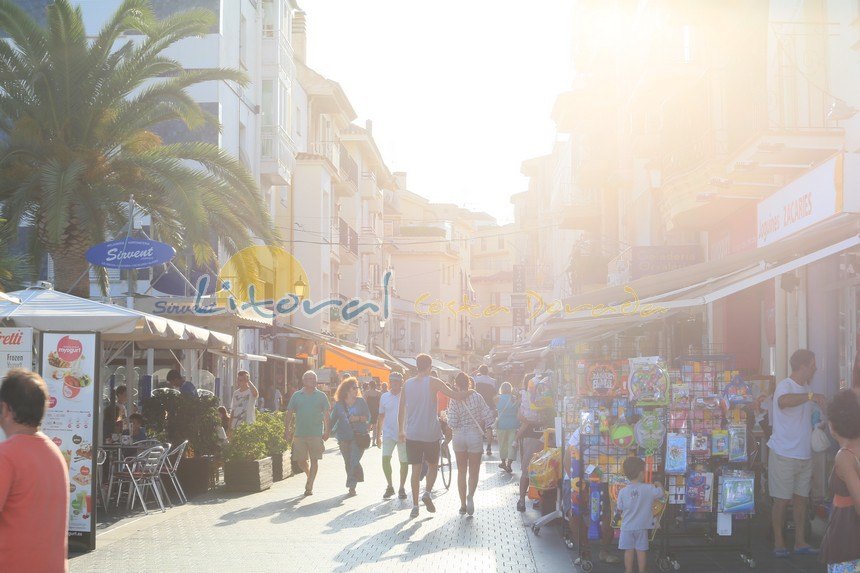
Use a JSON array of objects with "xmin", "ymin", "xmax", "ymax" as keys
[{"xmin": 70, "ymin": 445, "xmax": 574, "ymax": 573}]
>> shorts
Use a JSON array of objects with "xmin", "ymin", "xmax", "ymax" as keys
[
  {"xmin": 382, "ymin": 439, "xmax": 408, "ymax": 461},
  {"xmin": 619, "ymin": 529, "xmax": 649, "ymax": 551},
  {"xmin": 452, "ymin": 427, "xmax": 484, "ymax": 454},
  {"xmin": 520, "ymin": 437, "xmax": 543, "ymax": 469},
  {"xmin": 768, "ymin": 449, "xmax": 812, "ymax": 499},
  {"xmin": 406, "ymin": 439, "xmax": 438, "ymax": 465},
  {"xmin": 291, "ymin": 436, "xmax": 325, "ymax": 461}
]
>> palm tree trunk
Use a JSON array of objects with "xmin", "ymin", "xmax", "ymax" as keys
[{"xmin": 49, "ymin": 244, "xmax": 91, "ymax": 298}]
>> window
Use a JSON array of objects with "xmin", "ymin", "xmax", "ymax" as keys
[
  {"xmin": 262, "ymin": 80, "xmax": 275, "ymax": 126},
  {"xmin": 295, "ymin": 106, "xmax": 302, "ymax": 135},
  {"xmin": 498, "ymin": 236, "xmax": 505, "ymax": 250},
  {"xmin": 279, "ymin": 81, "xmax": 290, "ymax": 131}
]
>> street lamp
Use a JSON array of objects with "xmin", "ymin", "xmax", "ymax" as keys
[{"xmin": 293, "ymin": 275, "xmax": 308, "ymax": 299}]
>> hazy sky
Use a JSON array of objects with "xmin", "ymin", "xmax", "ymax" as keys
[{"xmin": 302, "ymin": 1, "xmax": 573, "ymax": 223}]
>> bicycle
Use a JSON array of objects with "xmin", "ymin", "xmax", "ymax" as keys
[{"xmin": 439, "ymin": 435, "xmax": 452, "ymax": 489}]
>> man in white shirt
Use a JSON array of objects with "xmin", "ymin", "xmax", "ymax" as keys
[
  {"xmin": 473, "ymin": 365, "xmax": 498, "ymax": 455},
  {"xmin": 767, "ymin": 349, "xmax": 825, "ymax": 557},
  {"xmin": 376, "ymin": 372, "xmax": 408, "ymax": 500},
  {"xmin": 231, "ymin": 370, "xmax": 259, "ymax": 429}
]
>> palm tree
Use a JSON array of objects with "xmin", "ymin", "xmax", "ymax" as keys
[{"xmin": 0, "ymin": 0, "xmax": 278, "ymax": 297}]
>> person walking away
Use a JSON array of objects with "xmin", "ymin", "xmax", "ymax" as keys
[
  {"xmin": 285, "ymin": 371, "xmax": 330, "ymax": 496},
  {"xmin": 616, "ymin": 456, "xmax": 666, "ymax": 573},
  {"xmin": 0, "ymin": 369, "xmax": 69, "ymax": 573},
  {"xmin": 230, "ymin": 370, "xmax": 259, "ymax": 429},
  {"xmin": 365, "ymin": 379, "xmax": 382, "ymax": 444},
  {"xmin": 398, "ymin": 353, "xmax": 471, "ymax": 518},
  {"xmin": 768, "ymin": 349, "xmax": 825, "ymax": 557},
  {"xmin": 516, "ymin": 372, "xmax": 554, "ymax": 513},
  {"xmin": 820, "ymin": 389, "xmax": 860, "ymax": 572},
  {"xmin": 167, "ymin": 369, "xmax": 197, "ymax": 397},
  {"xmin": 445, "ymin": 372, "xmax": 494, "ymax": 516},
  {"xmin": 473, "ymin": 365, "xmax": 498, "ymax": 455},
  {"xmin": 377, "ymin": 372, "xmax": 409, "ymax": 499},
  {"xmin": 495, "ymin": 382, "xmax": 520, "ymax": 473},
  {"xmin": 330, "ymin": 377, "xmax": 371, "ymax": 496}
]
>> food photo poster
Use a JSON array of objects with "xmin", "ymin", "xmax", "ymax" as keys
[{"xmin": 40, "ymin": 332, "xmax": 99, "ymax": 551}]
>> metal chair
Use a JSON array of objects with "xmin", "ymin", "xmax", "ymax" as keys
[
  {"xmin": 160, "ymin": 440, "xmax": 189, "ymax": 504},
  {"xmin": 109, "ymin": 446, "xmax": 168, "ymax": 514},
  {"xmin": 95, "ymin": 448, "xmax": 109, "ymax": 510},
  {"xmin": 132, "ymin": 439, "xmax": 162, "ymax": 449}
]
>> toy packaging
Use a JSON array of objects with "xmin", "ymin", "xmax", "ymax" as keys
[
  {"xmin": 628, "ymin": 356, "xmax": 670, "ymax": 405},
  {"xmin": 665, "ymin": 433, "xmax": 688, "ymax": 474},
  {"xmin": 672, "ymin": 382, "xmax": 691, "ymax": 409},
  {"xmin": 668, "ymin": 475, "xmax": 686, "ymax": 505},
  {"xmin": 685, "ymin": 472, "xmax": 714, "ymax": 513},
  {"xmin": 721, "ymin": 372, "xmax": 753, "ymax": 406},
  {"xmin": 581, "ymin": 362, "xmax": 625, "ymax": 397},
  {"xmin": 581, "ymin": 411, "xmax": 596, "ymax": 435},
  {"xmin": 608, "ymin": 474, "xmax": 629, "ymax": 528},
  {"xmin": 719, "ymin": 476, "xmax": 755, "ymax": 514},
  {"xmin": 711, "ymin": 429, "xmax": 729, "ymax": 457},
  {"xmin": 728, "ymin": 425, "xmax": 747, "ymax": 462},
  {"xmin": 690, "ymin": 432, "xmax": 710, "ymax": 456}
]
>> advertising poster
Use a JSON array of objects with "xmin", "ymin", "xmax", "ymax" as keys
[
  {"xmin": 0, "ymin": 327, "xmax": 33, "ymax": 442},
  {"xmin": 40, "ymin": 332, "xmax": 99, "ymax": 552}
]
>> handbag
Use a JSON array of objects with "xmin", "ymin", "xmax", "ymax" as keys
[
  {"xmin": 811, "ymin": 423, "xmax": 831, "ymax": 453},
  {"xmin": 340, "ymin": 401, "xmax": 371, "ymax": 450}
]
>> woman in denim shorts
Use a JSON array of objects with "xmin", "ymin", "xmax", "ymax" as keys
[{"xmin": 444, "ymin": 372, "xmax": 494, "ymax": 516}]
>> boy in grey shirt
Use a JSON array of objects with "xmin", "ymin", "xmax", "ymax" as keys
[{"xmin": 616, "ymin": 456, "xmax": 665, "ymax": 573}]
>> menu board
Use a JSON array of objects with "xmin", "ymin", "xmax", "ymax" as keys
[
  {"xmin": 0, "ymin": 327, "xmax": 33, "ymax": 442},
  {"xmin": 40, "ymin": 332, "xmax": 99, "ymax": 552}
]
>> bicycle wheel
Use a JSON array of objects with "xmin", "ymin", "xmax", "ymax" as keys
[{"xmin": 439, "ymin": 441, "xmax": 452, "ymax": 489}]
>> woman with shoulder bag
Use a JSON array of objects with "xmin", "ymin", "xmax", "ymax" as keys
[
  {"xmin": 330, "ymin": 377, "xmax": 371, "ymax": 496},
  {"xmin": 445, "ymin": 372, "xmax": 494, "ymax": 516}
]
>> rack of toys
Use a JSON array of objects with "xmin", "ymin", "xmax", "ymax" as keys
[
  {"xmin": 565, "ymin": 357, "xmax": 670, "ymax": 573},
  {"xmin": 656, "ymin": 355, "xmax": 758, "ymax": 571}
]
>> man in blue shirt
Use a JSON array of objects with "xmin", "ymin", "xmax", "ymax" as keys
[{"xmin": 167, "ymin": 370, "xmax": 197, "ymax": 397}]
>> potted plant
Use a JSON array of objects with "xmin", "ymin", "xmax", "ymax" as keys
[
  {"xmin": 257, "ymin": 412, "xmax": 290, "ymax": 481},
  {"xmin": 143, "ymin": 391, "xmax": 221, "ymax": 497},
  {"xmin": 223, "ymin": 421, "xmax": 273, "ymax": 492}
]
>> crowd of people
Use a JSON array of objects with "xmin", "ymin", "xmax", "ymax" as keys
[{"xmin": 1, "ymin": 347, "xmax": 859, "ymax": 571}]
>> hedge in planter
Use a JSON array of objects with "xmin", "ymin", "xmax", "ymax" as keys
[
  {"xmin": 143, "ymin": 391, "xmax": 221, "ymax": 496},
  {"xmin": 257, "ymin": 412, "xmax": 290, "ymax": 481},
  {"xmin": 223, "ymin": 421, "xmax": 273, "ymax": 492}
]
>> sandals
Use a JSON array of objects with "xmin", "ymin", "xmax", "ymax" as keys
[{"xmin": 772, "ymin": 549, "xmax": 789, "ymax": 558}]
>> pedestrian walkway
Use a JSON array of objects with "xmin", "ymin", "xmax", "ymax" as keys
[{"xmin": 70, "ymin": 445, "xmax": 573, "ymax": 573}]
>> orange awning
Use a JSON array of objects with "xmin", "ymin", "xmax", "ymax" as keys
[{"xmin": 322, "ymin": 343, "xmax": 390, "ymax": 380}]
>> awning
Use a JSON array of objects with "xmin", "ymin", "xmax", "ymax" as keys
[
  {"xmin": 509, "ymin": 345, "xmax": 549, "ymax": 362},
  {"xmin": 396, "ymin": 356, "xmax": 461, "ymax": 374},
  {"xmin": 323, "ymin": 343, "xmax": 390, "ymax": 379},
  {"xmin": 530, "ymin": 215, "xmax": 860, "ymax": 342},
  {"xmin": 372, "ymin": 346, "xmax": 409, "ymax": 371},
  {"xmin": 0, "ymin": 287, "xmax": 233, "ymax": 350},
  {"xmin": 211, "ymin": 350, "xmax": 268, "ymax": 362},
  {"xmin": 264, "ymin": 353, "xmax": 303, "ymax": 364}
]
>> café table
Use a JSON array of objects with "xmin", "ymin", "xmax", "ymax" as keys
[{"xmin": 100, "ymin": 441, "xmax": 157, "ymax": 509}]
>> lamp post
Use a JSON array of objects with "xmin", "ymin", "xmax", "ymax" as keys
[{"xmin": 293, "ymin": 275, "xmax": 308, "ymax": 299}]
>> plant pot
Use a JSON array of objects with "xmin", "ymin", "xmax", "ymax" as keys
[
  {"xmin": 271, "ymin": 451, "xmax": 291, "ymax": 481},
  {"xmin": 224, "ymin": 457, "xmax": 273, "ymax": 492},
  {"xmin": 176, "ymin": 456, "xmax": 214, "ymax": 498}
]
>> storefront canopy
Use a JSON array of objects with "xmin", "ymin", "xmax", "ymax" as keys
[
  {"xmin": 0, "ymin": 287, "xmax": 233, "ymax": 350},
  {"xmin": 395, "ymin": 356, "xmax": 461, "ymax": 375},
  {"xmin": 322, "ymin": 342, "xmax": 390, "ymax": 379},
  {"xmin": 530, "ymin": 215, "xmax": 860, "ymax": 343}
]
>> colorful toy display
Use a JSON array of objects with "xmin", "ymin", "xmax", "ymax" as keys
[
  {"xmin": 665, "ymin": 433, "xmax": 688, "ymax": 474},
  {"xmin": 721, "ymin": 372, "xmax": 753, "ymax": 406},
  {"xmin": 628, "ymin": 357, "xmax": 670, "ymax": 405},
  {"xmin": 690, "ymin": 432, "xmax": 710, "ymax": 456},
  {"xmin": 589, "ymin": 482, "xmax": 605, "ymax": 540},
  {"xmin": 610, "ymin": 423, "xmax": 635, "ymax": 448},
  {"xmin": 634, "ymin": 411, "xmax": 666, "ymax": 454},
  {"xmin": 608, "ymin": 474, "xmax": 629, "ymax": 528},
  {"xmin": 672, "ymin": 382, "xmax": 691, "ymax": 409}
]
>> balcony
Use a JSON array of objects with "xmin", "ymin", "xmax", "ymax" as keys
[
  {"xmin": 261, "ymin": 125, "xmax": 294, "ymax": 185},
  {"xmin": 332, "ymin": 217, "xmax": 359, "ymax": 261},
  {"xmin": 329, "ymin": 293, "xmax": 358, "ymax": 336},
  {"xmin": 337, "ymin": 144, "xmax": 359, "ymax": 196},
  {"xmin": 309, "ymin": 141, "xmax": 339, "ymax": 172},
  {"xmin": 359, "ymin": 224, "xmax": 382, "ymax": 254}
]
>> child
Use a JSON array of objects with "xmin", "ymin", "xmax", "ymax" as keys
[
  {"xmin": 129, "ymin": 413, "xmax": 147, "ymax": 442},
  {"xmin": 616, "ymin": 456, "xmax": 665, "ymax": 573}
]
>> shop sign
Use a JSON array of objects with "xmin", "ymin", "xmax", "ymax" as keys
[
  {"xmin": 0, "ymin": 327, "xmax": 33, "ymax": 377},
  {"xmin": 86, "ymin": 238, "xmax": 176, "ymax": 269},
  {"xmin": 630, "ymin": 246, "xmax": 701, "ymax": 280},
  {"xmin": 709, "ymin": 206, "xmax": 757, "ymax": 261},
  {"xmin": 757, "ymin": 156, "xmax": 840, "ymax": 247},
  {"xmin": 40, "ymin": 332, "xmax": 100, "ymax": 552}
]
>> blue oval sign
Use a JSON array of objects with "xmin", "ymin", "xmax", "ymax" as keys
[{"xmin": 86, "ymin": 238, "xmax": 176, "ymax": 269}]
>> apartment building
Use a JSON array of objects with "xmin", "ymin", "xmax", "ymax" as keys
[{"xmin": 522, "ymin": 0, "xmax": 860, "ymax": 393}]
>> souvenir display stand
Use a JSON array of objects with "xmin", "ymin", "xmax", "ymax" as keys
[
  {"xmin": 656, "ymin": 355, "xmax": 758, "ymax": 571},
  {"xmin": 565, "ymin": 357, "xmax": 670, "ymax": 573}
]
